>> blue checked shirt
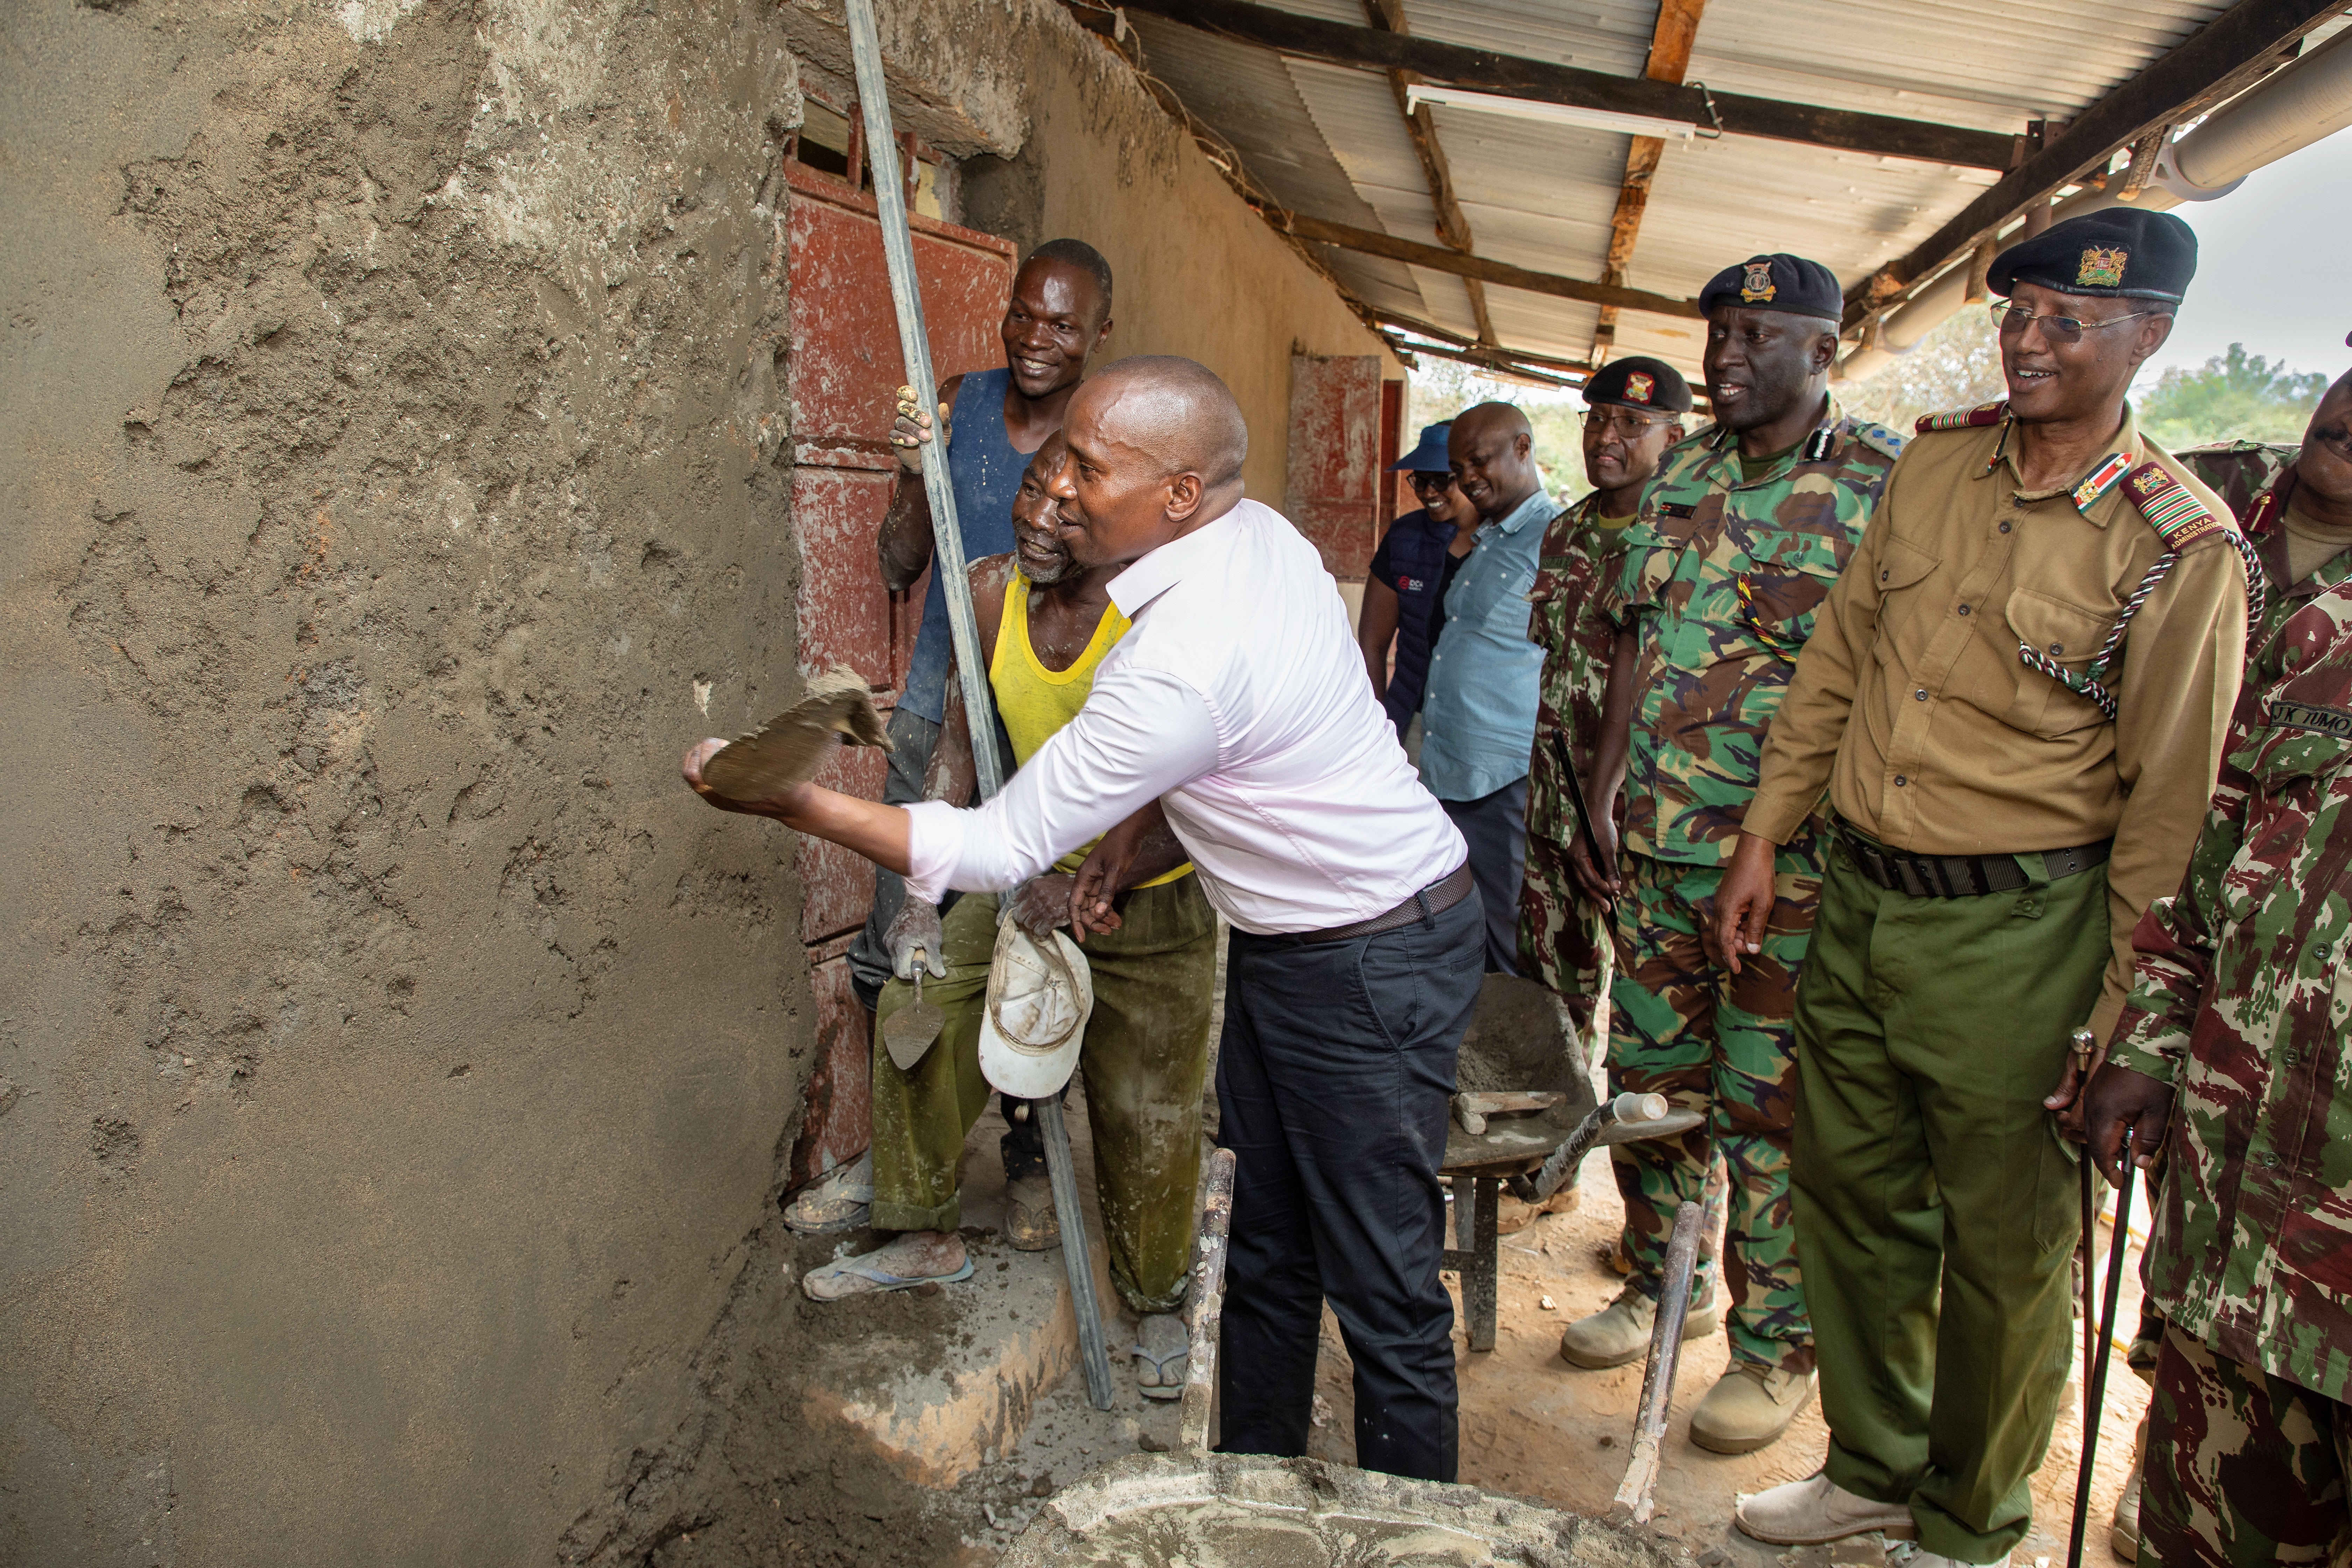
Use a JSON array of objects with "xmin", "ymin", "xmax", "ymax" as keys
[{"xmin": 1418, "ymin": 487, "xmax": 1558, "ymax": 802}]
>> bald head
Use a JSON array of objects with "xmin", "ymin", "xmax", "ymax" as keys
[
  {"xmin": 1449, "ymin": 401, "xmax": 1541, "ymax": 521},
  {"xmin": 1073, "ymin": 356, "xmax": 1250, "ymax": 488},
  {"xmin": 1049, "ymin": 356, "xmax": 1251, "ymax": 570}
]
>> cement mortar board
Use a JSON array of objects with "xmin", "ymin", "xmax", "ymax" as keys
[
  {"xmin": 1006, "ymin": 1452, "xmax": 1697, "ymax": 1566},
  {"xmin": 779, "ymin": 0, "xmax": 1041, "ymax": 159}
]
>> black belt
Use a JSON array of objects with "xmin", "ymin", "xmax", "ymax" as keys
[
  {"xmin": 1833, "ymin": 818, "xmax": 2110, "ymax": 899},
  {"xmin": 1274, "ymin": 861, "xmax": 1475, "ymax": 945}
]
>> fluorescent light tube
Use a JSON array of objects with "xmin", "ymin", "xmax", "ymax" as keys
[{"xmin": 1405, "ymin": 82, "xmax": 1698, "ymax": 142}]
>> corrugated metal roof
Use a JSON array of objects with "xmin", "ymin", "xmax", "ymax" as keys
[{"xmin": 1124, "ymin": 0, "xmax": 2306, "ymax": 386}]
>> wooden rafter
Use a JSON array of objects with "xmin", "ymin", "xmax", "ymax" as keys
[
  {"xmin": 1592, "ymin": 0, "xmax": 1707, "ymax": 357},
  {"xmin": 1842, "ymin": 0, "xmax": 2338, "ymax": 328},
  {"xmin": 1102, "ymin": 0, "xmax": 2019, "ymax": 169},
  {"xmin": 1285, "ymin": 215, "xmax": 1706, "ymax": 318},
  {"xmin": 1360, "ymin": 0, "xmax": 1495, "ymax": 346}
]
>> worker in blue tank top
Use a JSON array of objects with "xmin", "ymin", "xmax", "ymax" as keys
[{"xmin": 791, "ymin": 239, "xmax": 1117, "ymax": 1241}]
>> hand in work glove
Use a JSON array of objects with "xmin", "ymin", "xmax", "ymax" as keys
[
  {"xmin": 889, "ymin": 385, "xmax": 950, "ymax": 476},
  {"xmin": 1006, "ymin": 873, "xmax": 1078, "ymax": 940},
  {"xmin": 886, "ymin": 897, "xmax": 948, "ymax": 981}
]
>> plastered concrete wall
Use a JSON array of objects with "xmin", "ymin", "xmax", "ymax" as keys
[{"xmin": 0, "ymin": 0, "xmax": 816, "ymax": 1561}]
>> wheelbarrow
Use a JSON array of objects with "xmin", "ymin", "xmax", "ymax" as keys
[{"xmin": 1007, "ymin": 1108, "xmax": 1713, "ymax": 1567}]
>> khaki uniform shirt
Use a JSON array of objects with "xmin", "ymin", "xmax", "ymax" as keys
[{"xmin": 1745, "ymin": 405, "xmax": 2250, "ymax": 1035}]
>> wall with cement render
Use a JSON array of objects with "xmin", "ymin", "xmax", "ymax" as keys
[
  {"xmin": 0, "ymin": 1, "xmax": 1397, "ymax": 1563},
  {"xmin": 0, "ymin": 0, "xmax": 815, "ymax": 1561}
]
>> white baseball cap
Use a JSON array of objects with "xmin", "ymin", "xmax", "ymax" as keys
[{"xmin": 977, "ymin": 918, "xmax": 1094, "ymax": 1098}]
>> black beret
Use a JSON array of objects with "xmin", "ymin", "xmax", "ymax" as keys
[
  {"xmin": 1583, "ymin": 356, "xmax": 1692, "ymax": 414},
  {"xmin": 1698, "ymin": 253, "xmax": 1843, "ymax": 321},
  {"xmin": 1989, "ymin": 209, "xmax": 2197, "ymax": 303}
]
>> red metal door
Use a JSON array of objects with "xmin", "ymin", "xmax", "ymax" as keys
[
  {"xmin": 785, "ymin": 160, "xmax": 1014, "ymax": 1188},
  {"xmin": 1284, "ymin": 352, "xmax": 1384, "ymax": 581}
]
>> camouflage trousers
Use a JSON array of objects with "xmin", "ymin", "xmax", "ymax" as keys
[
  {"xmin": 1518, "ymin": 833, "xmax": 1611, "ymax": 1054},
  {"xmin": 1606, "ymin": 844, "xmax": 1821, "ymax": 1373},
  {"xmin": 2140, "ymin": 1323, "xmax": 2352, "ymax": 1567}
]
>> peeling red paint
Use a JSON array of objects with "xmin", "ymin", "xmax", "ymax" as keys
[{"xmin": 1285, "ymin": 352, "xmax": 1383, "ymax": 580}]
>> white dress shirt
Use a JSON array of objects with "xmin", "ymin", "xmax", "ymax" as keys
[{"xmin": 903, "ymin": 498, "xmax": 1467, "ymax": 934}]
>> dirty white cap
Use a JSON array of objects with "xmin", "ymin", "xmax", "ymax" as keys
[{"xmin": 977, "ymin": 917, "xmax": 1093, "ymax": 1099}]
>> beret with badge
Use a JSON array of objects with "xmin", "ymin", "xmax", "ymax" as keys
[
  {"xmin": 1698, "ymin": 253, "xmax": 1845, "ymax": 322},
  {"xmin": 1988, "ymin": 208, "xmax": 2198, "ymax": 302},
  {"xmin": 1583, "ymin": 355, "xmax": 1692, "ymax": 414}
]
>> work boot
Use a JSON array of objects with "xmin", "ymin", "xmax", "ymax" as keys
[
  {"xmin": 1734, "ymin": 1472, "xmax": 1916, "ymax": 1545},
  {"xmin": 1690, "ymin": 1362, "xmax": 1815, "ymax": 1453},
  {"xmin": 1006, "ymin": 1173, "xmax": 1060, "ymax": 1251},
  {"xmin": 2110, "ymin": 1414, "xmax": 2148, "ymax": 1561},
  {"xmin": 1556, "ymin": 1283, "xmax": 1721, "ymax": 1369}
]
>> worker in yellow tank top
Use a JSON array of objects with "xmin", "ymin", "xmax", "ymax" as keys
[
  {"xmin": 801, "ymin": 434, "xmax": 1221, "ymax": 1405},
  {"xmin": 992, "ymin": 562, "xmax": 1192, "ymax": 887}
]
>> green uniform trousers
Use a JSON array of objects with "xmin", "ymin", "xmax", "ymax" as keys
[
  {"xmin": 869, "ymin": 877, "xmax": 1219, "ymax": 1314},
  {"xmin": 1794, "ymin": 834, "xmax": 2108, "ymax": 1564},
  {"xmin": 1608, "ymin": 843, "xmax": 1820, "ymax": 1374}
]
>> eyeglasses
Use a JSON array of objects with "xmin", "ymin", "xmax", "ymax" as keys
[
  {"xmin": 1584, "ymin": 409, "xmax": 1666, "ymax": 439},
  {"xmin": 1991, "ymin": 303, "xmax": 2152, "ymax": 344},
  {"xmin": 1409, "ymin": 471, "xmax": 1457, "ymax": 494}
]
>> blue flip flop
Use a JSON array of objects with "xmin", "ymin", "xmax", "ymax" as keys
[{"xmin": 800, "ymin": 1251, "xmax": 975, "ymax": 1302}]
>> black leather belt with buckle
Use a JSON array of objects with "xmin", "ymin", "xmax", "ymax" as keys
[
  {"xmin": 1833, "ymin": 819, "xmax": 2112, "ymax": 899},
  {"xmin": 1275, "ymin": 860, "xmax": 1476, "ymax": 944}
]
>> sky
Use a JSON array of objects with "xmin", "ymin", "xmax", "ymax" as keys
[{"xmin": 2140, "ymin": 127, "xmax": 2352, "ymax": 386}]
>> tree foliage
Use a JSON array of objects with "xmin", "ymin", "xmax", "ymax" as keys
[
  {"xmin": 1834, "ymin": 309, "xmax": 2008, "ymax": 434},
  {"xmin": 2136, "ymin": 343, "xmax": 2328, "ymax": 452}
]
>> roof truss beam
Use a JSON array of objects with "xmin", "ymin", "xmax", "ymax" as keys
[
  {"xmin": 1360, "ymin": 0, "xmax": 1496, "ymax": 346},
  {"xmin": 1101, "ymin": 0, "xmax": 2019, "ymax": 169},
  {"xmin": 1593, "ymin": 0, "xmax": 1707, "ymax": 355},
  {"xmin": 1845, "ymin": 0, "xmax": 2341, "ymax": 327},
  {"xmin": 1285, "ymin": 215, "xmax": 1705, "ymax": 318}
]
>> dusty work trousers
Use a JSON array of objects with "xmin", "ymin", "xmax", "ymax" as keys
[
  {"xmin": 2140, "ymin": 1322, "xmax": 2352, "ymax": 1566},
  {"xmin": 1608, "ymin": 846, "xmax": 1819, "ymax": 1373},
  {"xmin": 847, "ymin": 704, "xmax": 942, "ymax": 1012},
  {"xmin": 1794, "ymin": 836, "xmax": 2108, "ymax": 1564},
  {"xmin": 1215, "ymin": 886, "xmax": 1484, "ymax": 1483},
  {"xmin": 867, "ymin": 878, "xmax": 1219, "ymax": 1314}
]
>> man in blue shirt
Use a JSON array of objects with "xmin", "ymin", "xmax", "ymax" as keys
[{"xmin": 1422, "ymin": 402, "xmax": 1557, "ymax": 973}]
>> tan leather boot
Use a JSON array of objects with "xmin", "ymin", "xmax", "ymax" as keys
[
  {"xmin": 1734, "ymin": 1472, "xmax": 1915, "ymax": 1545},
  {"xmin": 1689, "ymin": 1362, "xmax": 1815, "ymax": 1453},
  {"xmin": 1556, "ymin": 1283, "xmax": 1722, "ymax": 1369}
]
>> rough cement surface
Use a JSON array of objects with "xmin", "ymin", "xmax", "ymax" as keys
[{"xmin": 1, "ymin": 0, "xmax": 819, "ymax": 1560}]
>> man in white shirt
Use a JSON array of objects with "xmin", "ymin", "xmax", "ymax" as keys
[{"xmin": 683, "ymin": 356, "xmax": 1482, "ymax": 1481}]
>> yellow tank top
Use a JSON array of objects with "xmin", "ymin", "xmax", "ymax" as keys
[{"xmin": 991, "ymin": 569, "xmax": 1192, "ymax": 885}]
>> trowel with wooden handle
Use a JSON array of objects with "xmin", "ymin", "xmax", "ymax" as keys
[{"xmin": 881, "ymin": 955, "xmax": 947, "ymax": 1072}]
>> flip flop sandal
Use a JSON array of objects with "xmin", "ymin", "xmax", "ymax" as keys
[
  {"xmin": 1132, "ymin": 1314, "xmax": 1189, "ymax": 1400},
  {"xmin": 800, "ymin": 1252, "xmax": 975, "ymax": 1302},
  {"xmin": 785, "ymin": 1152, "xmax": 874, "ymax": 1236}
]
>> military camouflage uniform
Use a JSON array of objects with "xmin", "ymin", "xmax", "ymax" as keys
[
  {"xmin": 1519, "ymin": 492, "xmax": 1634, "ymax": 1044},
  {"xmin": 2108, "ymin": 459, "xmax": 2352, "ymax": 1565},
  {"xmin": 1602, "ymin": 402, "xmax": 1904, "ymax": 1372},
  {"xmin": 2121, "ymin": 440, "xmax": 2301, "ymax": 1386}
]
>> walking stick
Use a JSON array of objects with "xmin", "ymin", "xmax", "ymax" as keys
[
  {"xmin": 843, "ymin": 0, "xmax": 1116, "ymax": 1412},
  {"xmin": 2067, "ymin": 1127, "xmax": 2136, "ymax": 1568},
  {"xmin": 2071, "ymin": 1027, "xmax": 2097, "ymax": 1430}
]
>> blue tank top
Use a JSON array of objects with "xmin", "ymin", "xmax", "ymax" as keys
[
  {"xmin": 901, "ymin": 367, "xmax": 1029, "ymax": 722},
  {"xmin": 1366, "ymin": 507, "xmax": 1459, "ymax": 732}
]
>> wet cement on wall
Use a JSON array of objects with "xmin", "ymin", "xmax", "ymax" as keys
[
  {"xmin": 0, "ymin": 0, "xmax": 825, "ymax": 1560},
  {"xmin": 0, "ymin": 1, "xmax": 1400, "ymax": 1563}
]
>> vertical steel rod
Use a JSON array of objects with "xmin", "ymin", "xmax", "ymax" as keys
[
  {"xmin": 1180, "ymin": 1149, "xmax": 1239, "ymax": 1453},
  {"xmin": 844, "ymin": 0, "xmax": 1111, "ymax": 1410},
  {"xmin": 1612, "ymin": 1199, "xmax": 1703, "ymax": 1524}
]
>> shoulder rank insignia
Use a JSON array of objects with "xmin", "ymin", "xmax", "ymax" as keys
[
  {"xmin": 1855, "ymin": 422, "xmax": 1906, "ymax": 461},
  {"xmin": 2122, "ymin": 461, "xmax": 2224, "ymax": 549},
  {"xmin": 1913, "ymin": 400, "xmax": 2008, "ymax": 434},
  {"xmin": 1800, "ymin": 426, "xmax": 1835, "ymax": 462}
]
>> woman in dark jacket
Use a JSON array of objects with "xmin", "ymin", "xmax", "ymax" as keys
[{"xmin": 1358, "ymin": 421, "xmax": 1478, "ymax": 742}]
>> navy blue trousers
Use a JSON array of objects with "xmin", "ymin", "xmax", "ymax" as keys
[{"xmin": 1214, "ymin": 884, "xmax": 1484, "ymax": 1482}]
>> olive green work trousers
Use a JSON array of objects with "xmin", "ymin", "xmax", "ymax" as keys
[
  {"xmin": 868, "ymin": 877, "xmax": 1219, "ymax": 1314},
  {"xmin": 1793, "ymin": 832, "xmax": 2110, "ymax": 1565}
]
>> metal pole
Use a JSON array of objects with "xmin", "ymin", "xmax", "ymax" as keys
[
  {"xmin": 1612, "ymin": 1199, "xmax": 1703, "ymax": 1525},
  {"xmin": 2068, "ymin": 1130, "xmax": 2137, "ymax": 1568},
  {"xmin": 841, "ymin": 0, "xmax": 1113, "ymax": 1409}
]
